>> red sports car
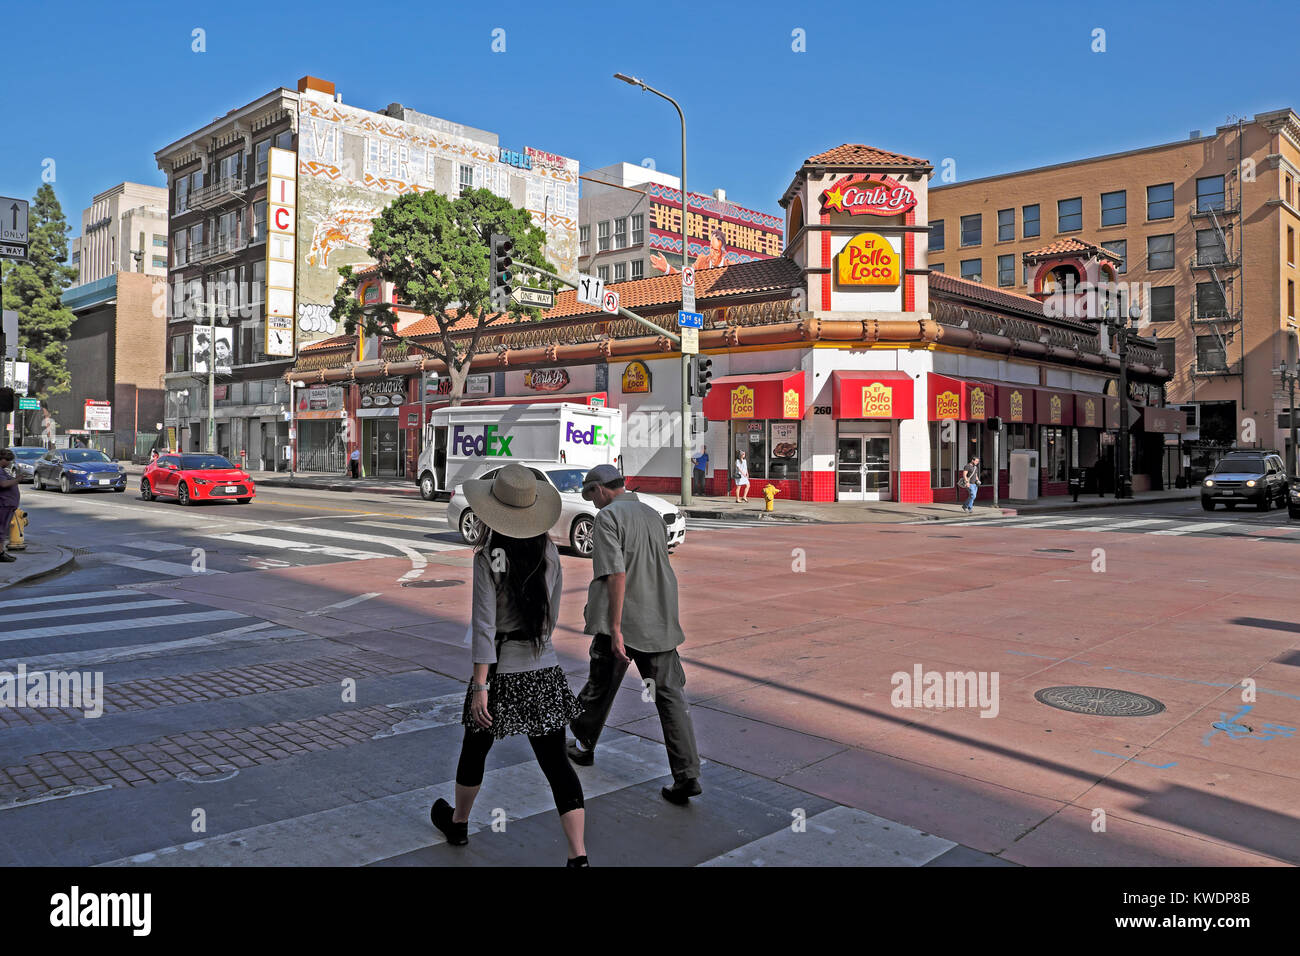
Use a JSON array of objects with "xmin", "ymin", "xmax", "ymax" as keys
[{"xmin": 141, "ymin": 453, "xmax": 256, "ymax": 505}]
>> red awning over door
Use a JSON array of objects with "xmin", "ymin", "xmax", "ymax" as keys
[
  {"xmin": 702, "ymin": 370, "xmax": 806, "ymax": 421},
  {"xmin": 928, "ymin": 374, "xmax": 994, "ymax": 421},
  {"xmin": 830, "ymin": 370, "xmax": 915, "ymax": 419}
]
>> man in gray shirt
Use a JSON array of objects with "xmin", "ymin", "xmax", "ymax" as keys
[{"xmin": 568, "ymin": 464, "xmax": 702, "ymax": 804}]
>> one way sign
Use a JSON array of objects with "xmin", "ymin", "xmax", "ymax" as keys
[{"xmin": 0, "ymin": 197, "xmax": 28, "ymax": 246}]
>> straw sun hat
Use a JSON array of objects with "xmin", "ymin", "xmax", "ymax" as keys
[{"xmin": 462, "ymin": 463, "xmax": 562, "ymax": 539}]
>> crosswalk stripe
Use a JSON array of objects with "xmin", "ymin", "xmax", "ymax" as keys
[
  {"xmin": 0, "ymin": 609, "xmax": 247, "ymax": 644},
  {"xmin": 348, "ymin": 522, "xmax": 467, "ymax": 550},
  {"xmin": 0, "ymin": 589, "xmax": 130, "ymax": 610},
  {"xmin": 1149, "ymin": 521, "xmax": 1235, "ymax": 536},
  {"xmin": 100, "ymin": 733, "xmax": 674, "ymax": 867},
  {"xmin": 699, "ymin": 805, "xmax": 955, "ymax": 867},
  {"xmin": 117, "ymin": 539, "xmax": 191, "ymax": 553},
  {"xmin": 996, "ymin": 516, "xmax": 1112, "ymax": 529},
  {"xmin": 0, "ymin": 598, "xmax": 182, "ymax": 624},
  {"xmin": 205, "ymin": 532, "xmax": 391, "ymax": 560},
  {"xmin": 4, "ymin": 623, "xmax": 313, "ymax": 671}
]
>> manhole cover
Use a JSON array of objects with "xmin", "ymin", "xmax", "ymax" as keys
[
  {"xmin": 1034, "ymin": 548, "xmax": 1074, "ymax": 553},
  {"xmin": 1034, "ymin": 686, "xmax": 1165, "ymax": 717},
  {"xmin": 400, "ymin": 579, "xmax": 463, "ymax": 589}
]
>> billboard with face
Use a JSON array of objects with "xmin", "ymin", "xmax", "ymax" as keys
[{"xmin": 192, "ymin": 326, "xmax": 233, "ymax": 375}]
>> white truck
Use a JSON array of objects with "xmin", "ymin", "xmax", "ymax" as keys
[{"xmin": 415, "ymin": 402, "xmax": 621, "ymax": 500}]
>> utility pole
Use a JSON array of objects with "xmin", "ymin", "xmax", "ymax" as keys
[{"xmin": 1105, "ymin": 300, "xmax": 1141, "ymax": 498}]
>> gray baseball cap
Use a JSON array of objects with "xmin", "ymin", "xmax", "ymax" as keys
[{"xmin": 581, "ymin": 463, "xmax": 624, "ymax": 500}]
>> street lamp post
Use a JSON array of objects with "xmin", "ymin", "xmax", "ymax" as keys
[
  {"xmin": 614, "ymin": 72, "xmax": 693, "ymax": 507},
  {"xmin": 1104, "ymin": 301, "xmax": 1143, "ymax": 499}
]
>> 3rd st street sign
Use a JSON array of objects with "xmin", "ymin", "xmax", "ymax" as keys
[{"xmin": 0, "ymin": 197, "xmax": 29, "ymax": 260}]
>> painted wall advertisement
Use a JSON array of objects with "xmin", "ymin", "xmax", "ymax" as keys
[
  {"xmin": 294, "ymin": 90, "xmax": 580, "ymax": 346},
  {"xmin": 646, "ymin": 183, "xmax": 783, "ymax": 274},
  {"xmin": 192, "ymin": 327, "xmax": 233, "ymax": 374}
]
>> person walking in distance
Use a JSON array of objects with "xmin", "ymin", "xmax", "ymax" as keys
[
  {"xmin": 0, "ymin": 450, "xmax": 20, "ymax": 563},
  {"xmin": 734, "ymin": 449, "xmax": 750, "ymax": 503},
  {"xmin": 691, "ymin": 444, "xmax": 709, "ymax": 497},
  {"xmin": 959, "ymin": 456, "xmax": 981, "ymax": 513},
  {"xmin": 349, "ymin": 446, "xmax": 360, "ymax": 479},
  {"xmin": 567, "ymin": 464, "xmax": 702, "ymax": 805},
  {"xmin": 429, "ymin": 464, "xmax": 589, "ymax": 865}
]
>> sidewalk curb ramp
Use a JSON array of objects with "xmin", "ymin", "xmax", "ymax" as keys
[{"xmin": 0, "ymin": 542, "xmax": 76, "ymax": 590}]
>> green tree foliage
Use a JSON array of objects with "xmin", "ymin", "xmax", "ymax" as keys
[
  {"xmin": 330, "ymin": 188, "xmax": 555, "ymax": 405},
  {"xmin": 0, "ymin": 184, "xmax": 78, "ymax": 401}
]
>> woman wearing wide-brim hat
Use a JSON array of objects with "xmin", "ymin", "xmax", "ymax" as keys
[{"xmin": 429, "ymin": 463, "xmax": 589, "ymax": 866}]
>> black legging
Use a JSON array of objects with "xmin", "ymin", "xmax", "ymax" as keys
[{"xmin": 456, "ymin": 726, "xmax": 584, "ymax": 815}]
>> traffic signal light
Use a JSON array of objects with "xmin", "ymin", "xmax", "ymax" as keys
[
  {"xmin": 0, "ymin": 388, "xmax": 13, "ymax": 413},
  {"xmin": 692, "ymin": 356, "xmax": 713, "ymax": 398},
  {"xmin": 489, "ymin": 232, "xmax": 515, "ymax": 313},
  {"xmin": 988, "ymin": 416, "xmax": 1003, "ymax": 432}
]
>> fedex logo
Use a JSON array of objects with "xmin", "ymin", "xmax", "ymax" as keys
[
  {"xmin": 452, "ymin": 424, "xmax": 513, "ymax": 457},
  {"xmin": 566, "ymin": 422, "xmax": 616, "ymax": 446}
]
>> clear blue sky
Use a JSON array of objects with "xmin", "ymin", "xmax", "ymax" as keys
[{"xmin": 3, "ymin": 0, "xmax": 1298, "ymax": 233}]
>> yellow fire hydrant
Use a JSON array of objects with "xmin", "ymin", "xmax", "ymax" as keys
[
  {"xmin": 8, "ymin": 509, "xmax": 28, "ymax": 551},
  {"xmin": 763, "ymin": 483, "xmax": 779, "ymax": 512}
]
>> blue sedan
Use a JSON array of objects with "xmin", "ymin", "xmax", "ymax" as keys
[{"xmin": 32, "ymin": 448, "xmax": 128, "ymax": 493}]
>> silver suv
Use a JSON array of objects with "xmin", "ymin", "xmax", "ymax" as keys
[{"xmin": 1201, "ymin": 452, "xmax": 1288, "ymax": 511}]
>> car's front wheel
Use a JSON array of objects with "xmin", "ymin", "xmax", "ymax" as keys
[
  {"xmin": 459, "ymin": 509, "xmax": 485, "ymax": 545},
  {"xmin": 1258, "ymin": 495, "xmax": 1271, "ymax": 512},
  {"xmin": 177, "ymin": 482, "xmax": 193, "ymax": 506},
  {"xmin": 59, "ymin": 475, "xmax": 71, "ymax": 494},
  {"xmin": 31, "ymin": 474, "xmax": 42, "ymax": 491},
  {"xmin": 570, "ymin": 515, "xmax": 595, "ymax": 556},
  {"xmin": 140, "ymin": 478, "xmax": 154, "ymax": 501},
  {"xmin": 1201, "ymin": 498, "xmax": 1214, "ymax": 511},
  {"xmin": 420, "ymin": 473, "xmax": 436, "ymax": 501}
]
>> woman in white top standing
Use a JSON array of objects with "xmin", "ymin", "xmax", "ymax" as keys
[
  {"xmin": 734, "ymin": 449, "xmax": 750, "ymax": 502},
  {"xmin": 429, "ymin": 464, "xmax": 588, "ymax": 865}
]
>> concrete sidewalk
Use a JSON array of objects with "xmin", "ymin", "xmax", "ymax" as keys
[{"xmin": 0, "ymin": 540, "xmax": 76, "ymax": 589}]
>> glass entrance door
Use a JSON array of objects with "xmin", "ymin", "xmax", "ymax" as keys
[{"xmin": 836, "ymin": 435, "xmax": 891, "ymax": 500}]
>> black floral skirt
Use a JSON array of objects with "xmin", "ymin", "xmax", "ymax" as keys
[{"xmin": 462, "ymin": 665, "xmax": 583, "ymax": 739}]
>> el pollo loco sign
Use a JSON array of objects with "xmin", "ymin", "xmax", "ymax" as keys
[{"xmin": 838, "ymin": 232, "xmax": 900, "ymax": 286}]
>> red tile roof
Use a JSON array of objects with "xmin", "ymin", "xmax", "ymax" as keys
[
  {"xmin": 543, "ymin": 257, "xmax": 803, "ymax": 319},
  {"xmin": 300, "ymin": 335, "xmax": 354, "ymax": 352},
  {"xmin": 804, "ymin": 144, "xmax": 930, "ymax": 168},
  {"xmin": 1024, "ymin": 237, "xmax": 1121, "ymax": 262},
  {"xmin": 929, "ymin": 271, "xmax": 1045, "ymax": 314}
]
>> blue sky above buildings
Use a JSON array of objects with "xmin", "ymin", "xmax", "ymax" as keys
[{"xmin": 4, "ymin": 0, "xmax": 1298, "ymax": 233}]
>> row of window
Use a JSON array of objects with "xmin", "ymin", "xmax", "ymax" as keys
[
  {"xmin": 938, "ymin": 227, "xmax": 1233, "ymax": 286},
  {"xmin": 595, "ymin": 259, "xmax": 646, "ymax": 283},
  {"xmin": 171, "ymin": 202, "xmax": 267, "ymax": 267},
  {"xmin": 930, "ymin": 177, "xmax": 1228, "ymax": 252},
  {"xmin": 169, "ymin": 320, "xmax": 274, "ymax": 373},
  {"xmin": 173, "ymin": 131, "xmax": 293, "ymax": 214},
  {"xmin": 580, "ymin": 215, "xmax": 646, "ymax": 257},
  {"xmin": 169, "ymin": 262, "xmax": 267, "ymax": 322}
]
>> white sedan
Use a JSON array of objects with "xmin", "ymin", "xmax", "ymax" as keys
[{"xmin": 447, "ymin": 462, "xmax": 686, "ymax": 556}]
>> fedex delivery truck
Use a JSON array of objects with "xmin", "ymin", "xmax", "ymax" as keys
[{"xmin": 416, "ymin": 402, "xmax": 622, "ymax": 500}]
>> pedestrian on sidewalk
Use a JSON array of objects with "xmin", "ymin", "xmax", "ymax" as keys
[
  {"xmin": 428, "ymin": 463, "xmax": 589, "ymax": 866},
  {"xmin": 349, "ymin": 447, "xmax": 360, "ymax": 479},
  {"xmin": 0, "ymin": 450, "xmax": 20, "ymax": 563},
  {"xmin": 567, "ymin": 464, "xmax": 703, "ymax": 806},
  {"xmin": 692, "ymin": 445, "xmax": 709, "ymax": 496},
  {"xmin": 734, "ymin": 449, "xmax": 750, "ymax": 502},
  {"xmin": 958, "ymin": 456, "xmax": 980, "ymax": 512}
]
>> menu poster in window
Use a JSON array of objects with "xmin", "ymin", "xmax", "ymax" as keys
[{"xmin": 770, "ymin": 422, "xmax": 798, "ymax": 459}]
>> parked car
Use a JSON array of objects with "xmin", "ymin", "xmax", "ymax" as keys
[
  {"xmin": 140, "ymin": 453, "xmax": 255, "ymax": 505},
  {"xmin": 7, "ymin": 446, "xmax": 47, "ymax": 483},
  {"xmin": 1201, "ymin": 451, "xmax": 1289, "ymax": 511},
  {"xmin": 447, "ymin": 462, "xmax": 686, "ymax": 556},
  {"xmin": 32, "ymin": 448, "xmax": 128, "ymax": 493},
  {"xmin": 1289, "ymin": 481, "xmax": 1300, "ymax": 520}
]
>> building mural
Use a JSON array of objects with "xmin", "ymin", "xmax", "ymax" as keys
[
  {"xmin": 645, "ymin": 183, "xmax": 783, "ymax": 274},
  {"xmin": 294, "ymin": 89, "xmax": 580, "ymax": 344}
]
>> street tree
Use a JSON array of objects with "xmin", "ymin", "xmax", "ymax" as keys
[
  {"xmin": 330, "ymin": 188, "xmax": 556, "ymax": 406},
  {"xmin": 0, "ymin": 184, "xmax": 78, "ymax": 404}
]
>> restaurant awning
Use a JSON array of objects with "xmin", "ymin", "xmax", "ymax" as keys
[
  {"xmin": 928, "ymin": 374, "xmax": 994, "ymax": 421},
  {"xmin": 1074, "ymin": 393, "xmax": 1106, "ymax": 428},
  {"xmin": 830, "ymin": 370, "xmax": 915, "ymax": 420},
  {"xmin": 995, "ymin": 385, "xmax": 1036, "ymax": 424},
  {"xmin": 1035, "ymin": 387, "xmax": 1076, "ymax": 427},
  {"xmin": 702, "ymin": 371, "xmax": 806, "ymax": 421}
]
